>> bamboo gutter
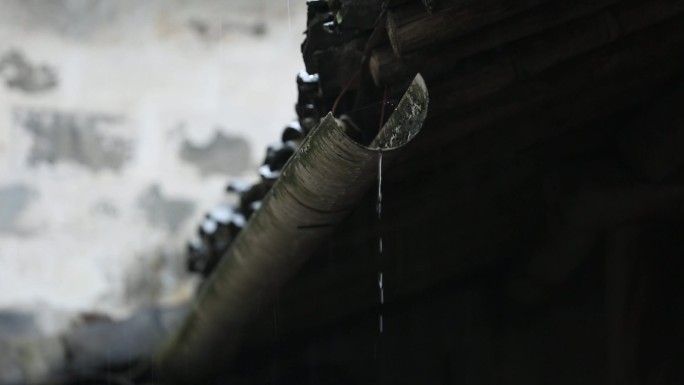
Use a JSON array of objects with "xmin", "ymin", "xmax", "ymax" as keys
[{"xmin": 156, "ymin": 74, "xmax": 428, "ymax": 384}]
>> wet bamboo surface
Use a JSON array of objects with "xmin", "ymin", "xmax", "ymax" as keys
[{"xmin": 157, "ymin": 76, "xmax": 427, "ymax": 384}]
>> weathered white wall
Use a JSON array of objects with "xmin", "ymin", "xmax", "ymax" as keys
[{"xmin": 0, "ymin": 0, "xmax": 306, "ymax": 333}]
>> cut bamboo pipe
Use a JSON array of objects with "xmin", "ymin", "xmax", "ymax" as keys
[{"xmin": 156, "ymin": 74, "xmax": 428, "ymax": 384}]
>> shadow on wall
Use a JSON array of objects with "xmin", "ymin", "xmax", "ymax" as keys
[
  {"xmin": 0, "ymin": 184, "xmax": 37, "ymax": 235},
  {"xmin": 179, "ymin": 130, "xmax": 251, "ymax": 175},
  {"xmin": 138, "ymin": 184, "xmax": 196, "ymax": 233},
  {"xmin": 0, "ymin": 49, "xmax": 57, "ymax": 93},
  {"xmin": 15, "ymin": 108, "xmax": 130, "ymax": 171}
]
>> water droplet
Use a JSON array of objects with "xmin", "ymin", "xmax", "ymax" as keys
[{"xmin": 377, "ymin": 151, "xmax": 383, "ymax": 219}]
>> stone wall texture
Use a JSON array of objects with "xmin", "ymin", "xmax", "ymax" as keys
[{"xmin": 0, "ymin": 0, "xmax": 305, "ymax": 334}]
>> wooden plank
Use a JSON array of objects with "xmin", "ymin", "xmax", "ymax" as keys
[
  {"xmin": 423, "ymin": 14, "xmax": 684, "ymax": 140},
  {"xmin": 400, "ymin": 46, "xmax": 684, "ymax": 181},
  {"xmin": 618, "ymin": 81, "xmax": 684, "ymax": 182},
  {"xmin": 387, "ymin": 0, "xmax": 554, "ymax": 56},
  {"xmin": 373, "ymin": 0, "xmax": 622, "ymax": 84},
  {"xmin": 403, "ymin": 0, "xmax": 684, "ymax": 112},
  {"xmin": 606, "ymin": 225, "xmax": 641, "ymax": 385}
]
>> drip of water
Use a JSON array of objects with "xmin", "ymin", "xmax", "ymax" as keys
[
  {"xmin": 377, "ymin": 151, "xmax": 383, "ymax": 219},
  {"xmin": 287, "ymin": 0, "xmax": 292, "ymax": 34},
  {"xmin": 379, "ymin": 272, "xmax": 384, "ymax": 304}
]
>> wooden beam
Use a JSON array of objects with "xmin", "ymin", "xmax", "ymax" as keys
[
  {"xmin": 373, "ymin": 0, "xmax": 622, "ymax": 85},
  {"xmin": 387, "ymin": 0, "xmax": 554, "ymax": 56},
  {"xmin": 424, "ymin": 14, "xmax": 684, "ymax": 140}
]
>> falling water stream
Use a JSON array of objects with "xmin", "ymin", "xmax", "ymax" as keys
[
  {"xmin": 376, "ymin": 149, "xmax": 385, "ymax": 384},
  {"xmin": 377, "ymin": 150, "xmax": 384, "ymax": 334},
  {"xmin": 286, "ymin": 0, "xmax": 291, "ymax": 34}
]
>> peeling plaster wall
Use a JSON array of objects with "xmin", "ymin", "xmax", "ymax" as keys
[{"xmin": 0, "ymin": 0, "xmax": 306, "ymax": 333}]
